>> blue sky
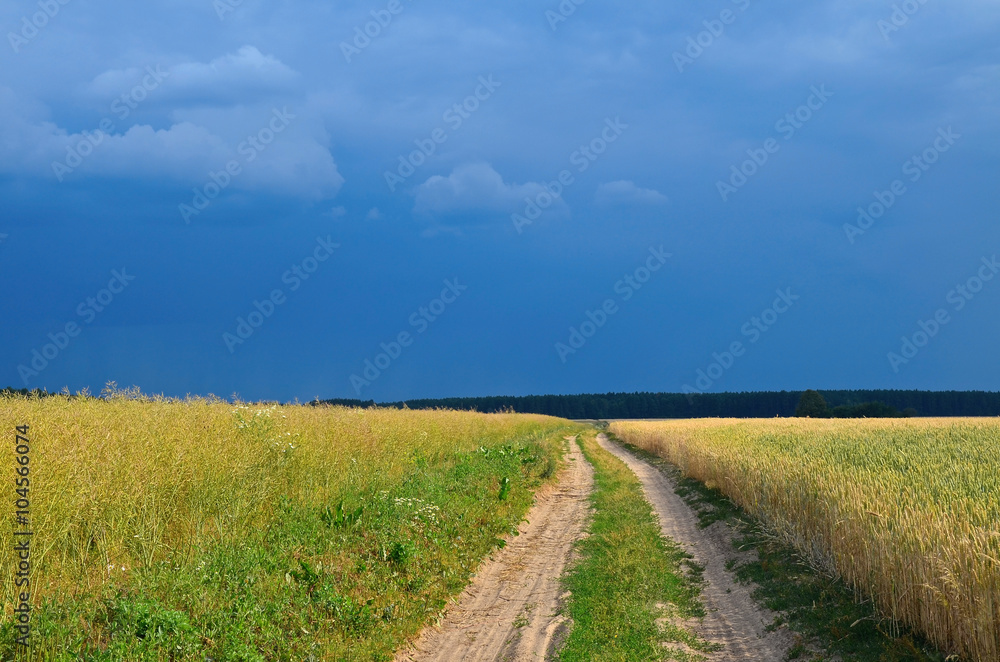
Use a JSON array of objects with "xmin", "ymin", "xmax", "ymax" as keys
[{"xmin": 2, "ymin": 0, "xmax": 998, "ymax": 402}]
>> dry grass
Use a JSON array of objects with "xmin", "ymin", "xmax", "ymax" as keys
[
  {"xmin": 0, "ymin": 390, "xmax": 570, "ymax": 659},
  {"xmin": 611, "ymin": 417, "xmax": 1000, "ymax": 662}
]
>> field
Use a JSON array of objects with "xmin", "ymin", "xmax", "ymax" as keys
[
  {"xmin": 0, "ymin": 393, "xmax": 574, "ymax": 660},
  {"xmin": 610, "ymin": 418, "xmax": 1000, "ymax": 661},
  {"xmin": 4, "ymin": 395, "xmax": 993, "ymax": 661}
]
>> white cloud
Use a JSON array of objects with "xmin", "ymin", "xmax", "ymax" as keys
[
  {"xmin": 86, "ymin": 46, "xmax": 301, "ymax": 106},
  {"xmin": 595, "ymin": 180, "xmax": 668, "ymax": 206},
  {"xmin": 414, "ymin": 162, "xmax": 567, "ymax": 218},
  {"xmin": 954, "ymin": 64, "xmax": 1000, "ymax": 97},
  {"xmin": 0, "ymin": 85, "xmax": 342, "ymax": 200}
]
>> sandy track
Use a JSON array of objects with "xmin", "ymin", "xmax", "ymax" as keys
[
  {"xmin": 597, "ymin": 434, "xmax": 794, "ymax": 662},
  {"xmin": 395, "ymin": 436, "xmax": 595, "ymax": 662}
]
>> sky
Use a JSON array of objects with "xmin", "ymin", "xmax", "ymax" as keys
[{"xmin": 1, "ymin": 0, "xmax": 999, "ymax": 403}]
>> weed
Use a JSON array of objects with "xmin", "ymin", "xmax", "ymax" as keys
[
  {"xmin": 320, "ymin": 500, "xmax": 363, "ymax": 528},
  {"xmin": 498, "ymin": 476, "xmax": 512, "ymax": 501}
]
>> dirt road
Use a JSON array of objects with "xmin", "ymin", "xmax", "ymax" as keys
[
  {"xmin": 397, "ymin": 433, "xmax": 792, "ymax": 661},
  {"xmin": 597, "ymin": 434, "xmax": 794, "ymax": 661},
  {"xmin": 394, "ymin": 436, "xmax": 595, "ymax": 662}
]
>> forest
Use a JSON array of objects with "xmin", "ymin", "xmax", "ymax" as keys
[
  {"xmin": 8, "ymin": 386, "xmax": 997, "ymax": 419},
  {"xmin": 318, "ymin": 389, "xmax": 1000, "ymax": 419}
]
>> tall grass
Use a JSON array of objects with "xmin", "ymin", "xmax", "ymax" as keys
[
  {"xmin": 0, "ymin": 392, "xmax": 572, "ymax": 659},
  {"xmin": 610, "ymin": 418, "xmax": 1000, "ymax": 662}
]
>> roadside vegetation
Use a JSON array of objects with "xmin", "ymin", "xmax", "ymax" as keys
[
  {"xmin": 557, "ymin": 432, "xmax": 719, "ymax": 661},
  {"xmin": 0, "ymin": 390, "xmax": 572, "ymax": 660},
  {"xmin": 611, "ymin": 419, "xmax": 995, "ymax": 661}
]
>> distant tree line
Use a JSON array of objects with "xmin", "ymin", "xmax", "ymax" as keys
[
  {"xmin": 1, "ymin": 387, "xmax": 56, "ymax": 398},
  {"xmin": 793, "ymin": 390, "xmax": 915, "ymax": 418},
  {"xmin": 8, "ymin": 386, "xmax": 997, "ymax": 418},
  {"xmin": 316, "ymin": 389, "xmax": 1000, "ymax": 419}
]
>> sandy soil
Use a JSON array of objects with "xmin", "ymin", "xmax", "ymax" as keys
[
  {"xmin": 394, "ymin": 436, "xmax": 595, "ymax": 662},
  {"xmin": 597, "ymin": 434, "xmax": 795, "ymax": 661}
]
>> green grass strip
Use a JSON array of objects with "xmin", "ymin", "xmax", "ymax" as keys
[{"xmin": 557, "ymin": 433, "xmax": 719, "ymax": 661}]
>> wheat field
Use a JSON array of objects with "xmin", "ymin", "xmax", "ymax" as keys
[{"xmin": 610, "ymin": 417, "xmax": 1000, "ymax": 661}]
